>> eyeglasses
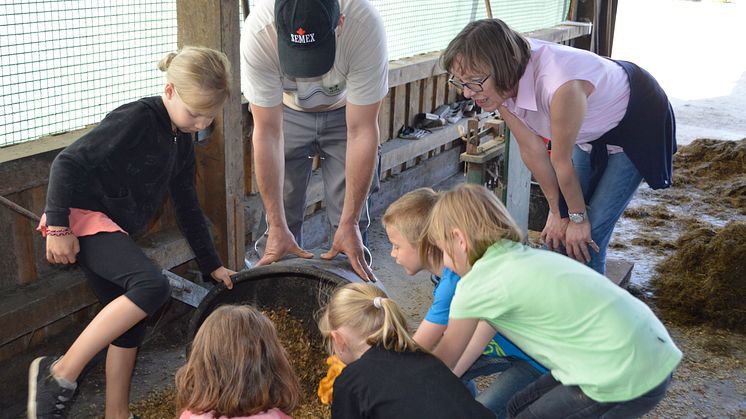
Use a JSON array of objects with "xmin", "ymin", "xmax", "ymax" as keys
[
  {"xmin": 448, "ymin": 75, "xmax": 490, "ymax": 93},
  {"xmin": 448, "ymin": 75, "xmax": 490, "ymax": 92}
]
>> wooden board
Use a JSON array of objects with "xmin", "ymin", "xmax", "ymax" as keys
[
  {"xmin": 422, "ymin": 76, "xmax": 435, "ymax": 113},
  {"xmin": 378, "ymin": 90, "xmax": 392, "ymax": 144},
  {"xmin": 178, "ymin": 0, "xmax": 245, "ymax": 270},
  {"xmin": 434, "ymin": 74, "xmax": 448, "ymax": 109},
  {"xmin": 606, "ymin": 258, "xmax": 634, "ymax": 288},
  {"xmin": 407, "ymin": 80, "xmax": 422, "ymax": 125},
  {"xmin": 391, "ymin": 85, "xmax": 407, "ymax": 136}
]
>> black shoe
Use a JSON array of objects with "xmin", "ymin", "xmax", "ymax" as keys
[
  {"xmin": 28, "ymin": 356, "xmax": 76, "ymax": 419},
  {"xmin": 398, "ymin": 125, "xmax": 430, "ymax": 139},
  {"xmin": 413, "ymin": 112, "xmax": 446, "ymax": 130}
]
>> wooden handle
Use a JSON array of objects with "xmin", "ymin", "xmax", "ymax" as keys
[{"xmin": 0, "ymin": 195, "xmax": 41, "ymax": 222}]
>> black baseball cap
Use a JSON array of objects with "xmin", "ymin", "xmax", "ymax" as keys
[{"xmin": 275, "ymin": 0, "xmax": 340, "ymax": 78}]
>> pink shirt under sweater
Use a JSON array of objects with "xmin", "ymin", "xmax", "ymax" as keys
[
  {"xmin": 37, "ymin": 208, "xmax": 126, "ymax": 237},
  {"xmin": 179, "ymin": 408, "xmax": 292, "ymax": 419},
  {"xmin": 502, "ymin": 38, "xmax": 630, "ymax": 154}
]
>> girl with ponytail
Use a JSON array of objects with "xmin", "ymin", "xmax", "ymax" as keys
[{"xmin": 318, "ymin": 283, "xmax": 493, "ymax": 419}]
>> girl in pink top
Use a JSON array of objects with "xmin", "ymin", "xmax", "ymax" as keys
[
  {"xmin": 176, "ymin": 305, "xmax": 300, "ymax": 419},
  {"xmin": 441, "ymin": 19, "xmax": 676, "ymax": 275}
]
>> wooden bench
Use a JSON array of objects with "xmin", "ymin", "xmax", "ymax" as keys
[{"xmin": 0, "ymin": 228, "xmax": 195, "ymax": 363}]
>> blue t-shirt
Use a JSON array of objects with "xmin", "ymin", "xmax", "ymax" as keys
[{"xmin": 425, "ymin": 267, "xmax": 548, "ymax": 374}]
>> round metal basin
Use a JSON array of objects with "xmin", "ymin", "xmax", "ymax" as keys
[{"xmin": 187, "ymin": 255, "xmax": 381, "ymax": 342}]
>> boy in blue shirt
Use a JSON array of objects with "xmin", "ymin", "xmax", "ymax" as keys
[{"xmin": 383, "ymin": 188, "xmax": 546, "ymax": 418}]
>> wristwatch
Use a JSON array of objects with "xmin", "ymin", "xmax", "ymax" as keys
[{"xmin": 568, "ymin": 211, "xmax": 586, "ymax": 224}]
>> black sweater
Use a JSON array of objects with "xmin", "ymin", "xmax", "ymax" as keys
[
  {"xmin": 45, "ymin": 96, "xmax": 221, "ymax": 275},
  {"xmin": 332, "ymin": 345, "xmax": 495, "ymax": 419}
]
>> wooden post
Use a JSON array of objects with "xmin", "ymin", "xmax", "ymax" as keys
[
  {"xmin": 177, "ymin": 0, "xmax": 245, "ymax": 270},
  {"xmin": 465, "ymin": 118, "xmax": 479, "ymax": 155}
]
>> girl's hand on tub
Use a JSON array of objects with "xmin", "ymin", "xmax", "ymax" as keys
[{"xmin": 211, "ymin": 266, "xmax": 235, "ymax": 289}]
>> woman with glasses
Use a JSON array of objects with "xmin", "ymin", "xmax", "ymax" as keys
[{"xmin": 442, "ymin": 19, "xmax": 676, "ymax": 276}]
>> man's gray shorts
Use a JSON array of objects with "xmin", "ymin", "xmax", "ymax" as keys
[{"xmin": 282, "ymin": 105, "xmax": 380, "ymax": 247}]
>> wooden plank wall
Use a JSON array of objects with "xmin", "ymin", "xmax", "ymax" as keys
[{"xmin": 374, "ymin": 74, "xmax": 460, "ymax": 180}]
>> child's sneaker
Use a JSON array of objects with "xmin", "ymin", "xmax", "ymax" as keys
[{"xmin": 27, "ymin": 356, "xmax": 77, "ymax": 419}]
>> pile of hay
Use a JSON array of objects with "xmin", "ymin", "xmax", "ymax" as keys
[
  {"xmin": 265, "ymin": 309, "xmax": 331, "ymax": 419},
  {"xmin": 673, "ymin": 138, "xmax": 746, "ymax": 213},
  {"xmin": 652, "ymin": 221, "xmax": 746, "ymax": 332}
]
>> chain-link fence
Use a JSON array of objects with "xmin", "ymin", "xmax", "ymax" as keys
[
  {"xmin": 373, "ymin": 0, "xmax": 569, "ymax": 61},
  {"xmin": 1, "ymin": 0, "xmax": 568, "ymax": 147},
  {"xmin": 1, "ymin": 1, "xmax": 177, "ymax": 147}
]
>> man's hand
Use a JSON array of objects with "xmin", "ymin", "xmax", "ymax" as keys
[
  {"xmin": 210, "ymin": 266, "xmax": 236, "ymax": 289},
  {"xmin": 256, "ymin": 225, "xmax": 313, "ymax": 267},
  {"xmin": 46, "ymin": 232, "xmax": 80, "ymax": 264},
  {"xmin": 541, "ymin": 212, "xmax": 568, "ymax": 252},
  {"xmin": 321, "ymin": 223, "xmax": 376, "ymax": 282},
  {"xmin": 565, "ymin": 220, "xmax": 599, "ymax": 263}
]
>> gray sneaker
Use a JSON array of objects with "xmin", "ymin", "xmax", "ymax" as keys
[{"xmin": 27, "ymin": 356, "xmax": 76, "ymax": 419}]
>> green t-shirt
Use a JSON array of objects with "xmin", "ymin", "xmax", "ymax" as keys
[{"xmin": 450, "ymin": 240, "xmax": 682, "ymax": 402}]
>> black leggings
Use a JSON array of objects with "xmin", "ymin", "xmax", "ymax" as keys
[{"xmin": 77, "ymin": 232, "xmax": 171, "ymax": 348}]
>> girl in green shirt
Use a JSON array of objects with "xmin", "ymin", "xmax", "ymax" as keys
[{"xmin": 426, "ymin": 184, "xmax": 681, "ymax": 418}]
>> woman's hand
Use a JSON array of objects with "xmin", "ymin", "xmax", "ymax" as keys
[
  {"xmin": 541, "ymin": 212, "xmax": 568, "ymax": 252},
  {"xmin": 210, "ymin": 266, "xmax": 236, "ymax": 289},
  {"xmin": 46, "ymin": 231, "xmax": 80, "ymax": 264},
  {"xmin": 565, "ymin": 220, "xmax": 599, "ymax": 263}
]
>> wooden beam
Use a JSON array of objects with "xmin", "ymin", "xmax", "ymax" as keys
[
  {"xmin": 0, "ymin": 126, "xmax": 94, "ymax": 165},
  {"xmin": 177, "ymin": 0, "xmax": 245, "ymax": 270},
  {"xmin": 387, "ymin": 51, "xmax": 444, "ymax": 89},
  {"xmin": 391, "ymin": 85, "xmax": 407, "ymax": 137},
  {"xmin": 524, "ymin": 22, "xmax": 593, "ymax": 44},
  {"xmin": 407, "ymin": 80, "xmax": 421, "ymax": 126}
]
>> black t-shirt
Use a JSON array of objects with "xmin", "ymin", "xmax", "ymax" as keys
[{"xmin": 331, "ymin": 345, "xmax": 495, "ymax": 419}]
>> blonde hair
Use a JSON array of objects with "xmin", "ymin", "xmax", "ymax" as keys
[
  {"xmin": 382, "ymin": 187, "xmax": 442, "ymax": 270},
  {"xmin": 176, "ymin": 305, "xmax": 300, "ymax": 417},
  {"xmin": 318, "ymin": 283, "xmax": 419, "ymax": 354},
  {"xmin": 441, "ymin": 19, "xmax": 530, "ymax": 94},
  {"xmin": 426, "ymin": 184, "xmax": 523, "ymax": 266},
  {"xmin": 158, "ymin": 46, "xmax": 231, "ymax": 113}
]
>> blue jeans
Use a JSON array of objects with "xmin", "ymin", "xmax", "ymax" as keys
[
  {"xmin": 507, "ymin": 372, "xmax": 673, "ymax": 418},
  {"xmin": 461, "ymin": 356, "xmax": 543, "ymax": 419},
  {"xmin": 571, "ymin": 146, "xmax": 643, "ymax": 274}
]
